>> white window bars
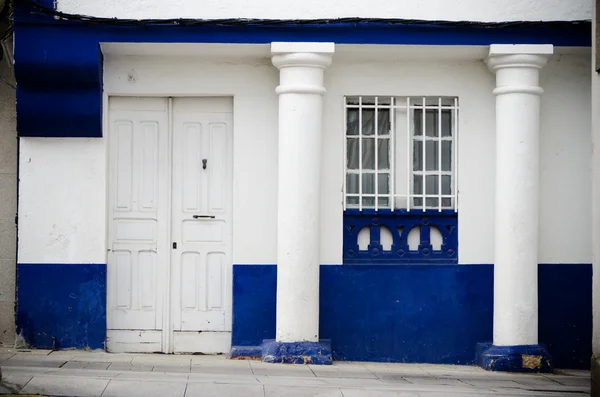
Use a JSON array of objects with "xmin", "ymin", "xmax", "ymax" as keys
[{"xmin": 344, "ymin": 96, "xmax": 458, "ymax": 212}]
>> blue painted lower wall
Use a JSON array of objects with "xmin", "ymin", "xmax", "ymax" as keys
[
  {"xmin": 16, "ymin": 263, "xmax": 107, "ymax": 350},
  {"xmin": 232, "ymin": 263, "xmax": 592, "ymax": 369},
  {"xmin": 16, "ymin": 261, "xmax": 590, "ymax": 366}
]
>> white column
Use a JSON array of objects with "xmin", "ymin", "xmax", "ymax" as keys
[
  {"xmin": 271, "ymin": 42, "xmax": 334, "ymax": 343},
  {"xmin": 487, "ymin": 44, "xmax": 553, "ymax": 347}
]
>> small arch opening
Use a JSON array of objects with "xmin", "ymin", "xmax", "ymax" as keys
[
  {"xmin": 357, "ymin": 226, "xmax": 370, "ymax": 251},
  {"xmin": 430, "ymin": 226, "xmax": 443, "ymax": 251},
  {"xmin": 380, "ymin": 226, "xmax": 393, "ymax": 251},
  {"xmin": 407, "ymin": 227, "xmax": 420, "ymax": 251}
]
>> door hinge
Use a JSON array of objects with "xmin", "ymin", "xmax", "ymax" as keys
[{"xmin": 173, "ymin": 242, "xmax": 177, "ymax": 249}]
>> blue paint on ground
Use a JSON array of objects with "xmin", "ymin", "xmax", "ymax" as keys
[
  {"xmin": 477, "ymin": 344, "xmax": 553, "ymax": 373},
  {"xmin": 262, "ymin": 340, "xmax": 333, "ymax": 365},
  {"xmin": 16, "ymin": 263, "xmax": 106, "ymax": 350},
  {"xmin": 231, "ymin": 263, "xmax": 592, "ymax": 368}
]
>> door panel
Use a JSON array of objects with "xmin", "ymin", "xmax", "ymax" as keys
[
  {"xmin": 107, "ymin": 98, "xmax": 169, "ymax": 334},
  {"xmin": 107, "ymin": 96, "xmax": 232, "ymax": 353},
  {"xmin": 171, "ymin": 98, "xmax": 233, "ymax": 338}
]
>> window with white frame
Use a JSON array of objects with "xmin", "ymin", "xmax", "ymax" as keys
[{"xmin": 344, "ymin": 96, "xmax": 458, "ymax": 212}]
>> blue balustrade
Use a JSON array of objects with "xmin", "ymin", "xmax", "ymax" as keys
[{"xmin": 343, "ymin": 209, "xmax": 458, "ymax": 264}]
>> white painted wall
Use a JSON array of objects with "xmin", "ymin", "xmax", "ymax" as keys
[
  {"xmin": 0, "ymin": 57, "xmax": 16, "ymax": 346},
  {"xmin": 57, "ymin": 0, "xmax": 591, "ymax": 22},
  {"xmin": 539, "ymin": 53, "xmax": 591, "ymax": 264},
  {"xmin": 102, "ymin": 50, "xmax": 280, "ymax": 265},
  {"xmin": 322, "ymin": 53, "xmax": 496, "ymax": 264},
  {"xmin": 17, "ymin": 44, "xmax": 591, "ymax": 266},
  {"xmin": 18, "ymin": 138, "xmax": 107, "ymax": 264}
]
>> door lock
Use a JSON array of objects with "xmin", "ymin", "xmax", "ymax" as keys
[{"xmin": 202, "ymin": 159, "xmax": 207, "ymax": 170}]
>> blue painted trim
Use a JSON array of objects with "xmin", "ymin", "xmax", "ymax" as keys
[
  {"xmin": 16, "ymin": 263, "xmax": 107, "ymax": 350},
  {"xmin": 477, "ymin": 344, "xmax": 553, "ymax": 373},
  {"xmin": 343, "ymin": 210, "xmax": 458, "ymax": 263},
  {"xmin": 262, "ymin": 340, "xmax": 333, "ymax": 365}
]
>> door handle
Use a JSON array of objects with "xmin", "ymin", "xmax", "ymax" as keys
[{"xmin": 192, "ymin": 215, "xmax": 215, "ymax": 219}]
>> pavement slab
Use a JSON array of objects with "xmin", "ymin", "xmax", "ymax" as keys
[
  {"xmin": 101, "ymin": 379, "xmax": 187, "ymax": 397},
  {"xmin": 19, "ymin": 375, "xmax": 109, "ymax": 397},
  {"xmin": 0, "ymin": 350, "xmax": 591, "ymax": 397},
  {"xmin": 185, "ymin": 382, "xmax": 265, "ymax": 397}
]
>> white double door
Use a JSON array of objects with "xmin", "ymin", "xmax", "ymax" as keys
[{"xmin": 107, "ymin": 97, "xmax": 233, "ymax": 353}]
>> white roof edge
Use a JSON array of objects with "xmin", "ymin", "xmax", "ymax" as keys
[
  {"xmin": 271, "ymin": 42, "xmax": 335, "ymax": 54},
  {"xmin": 489, "ymin": 44, "xmax": 554, "ymax": 56}
]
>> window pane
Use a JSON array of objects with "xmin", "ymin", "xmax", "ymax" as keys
[
  {"xmin": 378, "ymin": 109, "xmax": 390, "ymax": 135},
  {"xmin": 347, "ymin": 139, "xmax": 359, "ymax": 169},
  {"xmin": 425, "ymin": 110, "xmax": 437, "ymax": 137},
  {"xmin": 347, "ymin": 197, "xmax": 359, "ymax": 206},
  {"xmin": 362, "ymin": 173, "xmax": 375, "ymax": 194},
  {"xmin": 347, "ymin": 109, "xmax": 359, "ymax": 135},
  {"xmin": 362, "ymin": 110, "xmax": 375, "ymax": 135},
  {"xmin": 378, "ymin": 198, "xmax": 390, "ymax": 207},
  {"xmin": 441, "ymin": 97, "xmax": 455, "ymax": 107},
  {"xmin": 361, "ymin": 96, "xmax": 376, "ymax": 105},
  {"xmin": 442, "ymin": 141, "xmax": 452, "ymax": 171},
  {"xmin": 425, "ymin": 141, "xmax": 439, "ymax": 171},
  {"xmin": 442, "ymin": 110, "xmax": 452, "ymax": 137},
  {"xmin": 442, "ymin": 198, "xmax": 452, "ymax": 207},
  {"xmin": 413, "ymin": 140, "xmax": 423, "ymax": 171},
  {"xmin": 413, "ymin": 174, "xmax": 423, "ymax": 195},
  {"xmin": 378, "ymin": 173, "xmax": 389, "ymax": 194},
  {"xmin": 442, "ymin": 175, "xmax": 451, "ymax": 195},
  {"xmin": 426, "ymin": 175, "xmax": 439, "ymax": 194},
  {"xmin": 413, "ymin": 109, "xmax": 422, "ymax": 136},
  {"xmin": 362, "ymin": 138, "xmax": 375, "ymax": 170},
  {"xmin": 426, "ymin": 197, "xmax": 439, "ymax": 207},
  {"xmin": 346, "ymin": 173, "xmax": 359, "ymax": 194},
  {"xmin": 378, "ymin": 139, "xmax": 390, "ymax": 170},
  {"xmin": 363, "ymin": 197, "xmax": 375, "ymax": 207}
]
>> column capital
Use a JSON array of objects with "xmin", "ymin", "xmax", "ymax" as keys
[
  {"xmin": 486, "ymin": 44, "xmax": 553, "ymax": 96},
  {"xmin": 486, "ymin": 44, "xmax": 553, "ymax": 72},
  {"xmin": 271, "ymin": 42, "xmax": 335, "ymax": 69},
  {"xmin": 271, "ymin": 42, "xmax": 335, "ymax": 95}
]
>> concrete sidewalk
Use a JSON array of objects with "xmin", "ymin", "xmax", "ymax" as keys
[{"xmin": 0, "ymin": 348, "xmax": 590, "ymax": 396}]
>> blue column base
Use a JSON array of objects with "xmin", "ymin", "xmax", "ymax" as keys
[
  {"xmin": 477, "ymin": 343, "xmax": 553, "ymax": 373},
  {"xmin": 261, "ymin": 339, "xmax": 333, "ymax": 365}
]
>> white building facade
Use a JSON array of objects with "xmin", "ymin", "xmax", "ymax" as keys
[{"xmin": 12, "ymin": 0, "xmax": 593, "ymax": 371}]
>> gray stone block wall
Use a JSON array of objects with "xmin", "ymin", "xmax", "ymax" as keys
[{"xmin": 0, "ymin": 57, "xmax": 17, "ymax": 346}]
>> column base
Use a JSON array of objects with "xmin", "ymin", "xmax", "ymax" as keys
[
  {"xmin": 477, "ymin": 343, "xmax": 553, "ymax": 373},
  {"xmin": 261, "ymin": 339, "xmax": 332, "ymax": 365}
]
